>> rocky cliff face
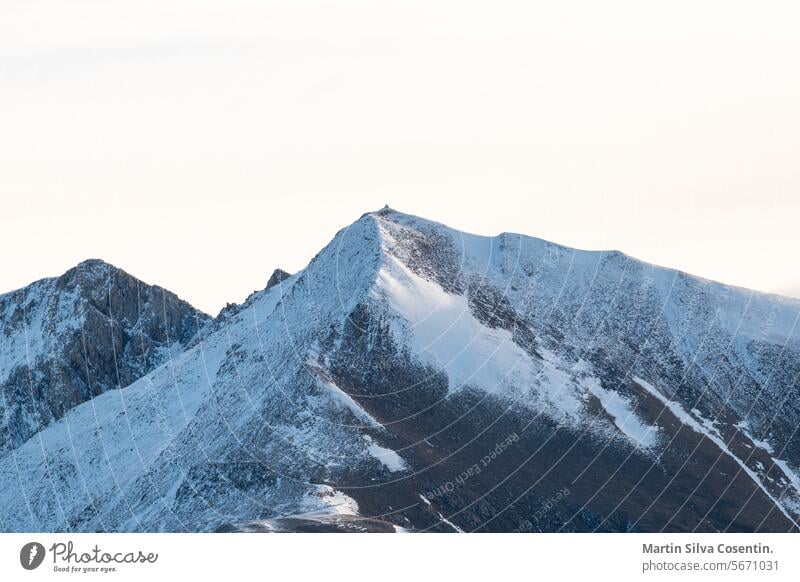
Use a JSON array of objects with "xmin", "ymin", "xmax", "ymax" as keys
[
  {"xmin": 0, "ymin": 259, "xmax": 210, "ymax": 451},
  {"xmin": 1, "ymin": 211, "xmax": 799, "ymax": 533}
]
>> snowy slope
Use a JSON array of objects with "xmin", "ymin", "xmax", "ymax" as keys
[{"xmin": 1, "ymin": 209, "xmax": 799, "ymax": 532}]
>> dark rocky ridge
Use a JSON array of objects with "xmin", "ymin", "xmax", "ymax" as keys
[{"xmin": 0, "ymin": 259, "xmax": 210, "ymax": 451}]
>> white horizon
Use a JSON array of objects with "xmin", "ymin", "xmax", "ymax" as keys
[{"xmin": 2, "ymin": 1, "xmax": 799, "ymax": 313}]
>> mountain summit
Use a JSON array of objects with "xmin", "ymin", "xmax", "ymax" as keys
[
  {"xmin": 0, "ymin": 260, "xmax": 209, "ymax": 451},
  {"xmin": 1, "ymin": 209, "xmax": 799, "ymax": 532}
]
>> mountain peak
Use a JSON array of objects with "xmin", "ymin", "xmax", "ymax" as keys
[
  {"xmin": 373, "ymin": 204, "xmax": 396, "ymax": 216},
  {"xmin": 266, "ymin": 268, "xmax": 292, "ymax": 290},
  {"xmin": 60, "ymin": 258, "xmax": 121, "ymax": 283},
  {"xmin": 0, "ymin": 256, "xmax": 210, "ymax": 451},
  {"xmin": 75, "ymin": 257, "xmax": 113, "ymax": 269}
]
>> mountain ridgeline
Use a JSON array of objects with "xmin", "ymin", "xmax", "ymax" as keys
[
  {"xmin": 0, "ymin": 260, "xmax": 210, "ymax": 452},
  {"xmin": 1, "ymin": 209, "xmax": 799, "ymax": 533}
]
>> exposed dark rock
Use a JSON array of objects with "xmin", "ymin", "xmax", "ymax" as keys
[
  {"xmin": 0, "ymin": 260, "xmax": 210, "ymax": 451},
  {"xmin": 265, "ymin": 268, "xmax": 291, "ymax": 291}
]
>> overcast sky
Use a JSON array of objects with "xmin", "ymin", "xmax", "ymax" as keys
[{"xmin": 1, "ymin": 0, "xmax": 799, "ymax": 313}]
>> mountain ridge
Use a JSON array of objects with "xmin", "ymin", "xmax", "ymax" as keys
[
  {"xmin": 3, "ymin": 209, "xmax": 798, "ymax": 314},
  {"xmin": 1, "ymin": 208, "xmax": 798, "ymax": 532},
  {"xmin": 0, "ymin": 258, "xmax": 210, "ymax": 452}
]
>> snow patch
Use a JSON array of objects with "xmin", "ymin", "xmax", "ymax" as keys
[
  {"xmin": 773, "ymin": 459, "xmax": 800, "ymax": 496},
  {"xmin": 364, "ymin": 435, "xmax": 407, "ymax": 472},
  {"xmin": 734, "ymin": 421, "xmax": 775, "ymax": 454},
  {"xmin": 437, "ymin": 512, "xmax": 464, "ymax": 533},
  {"xmin": 375, "ymin": 256, "xmax": 583, "ymax": 419},
  {"xmin": 319, "ymin": 377, "xmax": 383, "ymax": 429},
  {"xmin": 317, "ymin": 486, "xmax": 360, "ymax": 516},
  {"xmin": 582, "ymin": 376, "xmax": 658, "ymax": 449}
]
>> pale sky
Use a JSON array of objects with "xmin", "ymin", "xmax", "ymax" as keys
[{"xmin": 1, "ymin": 0, "xmax": 799, "ymax": 314}]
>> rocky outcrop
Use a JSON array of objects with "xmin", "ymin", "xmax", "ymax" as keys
[
  {"xmin": 0, "ymin": 259, "xmax": 210, "ymax": 451},
  {"xmin": 265, "ymin": 268, "xmax": 291, "ymax": 290}
]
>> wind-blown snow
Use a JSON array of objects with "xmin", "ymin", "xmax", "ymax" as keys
[
  {"xmin": 371, "ymin": 238, "xmax": 667, "ymax": 447},
  {"xmin": 582, "ymin": 377, "xmax": 658, "ymax": 448},
  {"xmin": 375, "ymin": 256, "xmax": 531, "ymax": 395},
  {"xmin": 318, "ymin": 376, "xmax": 384, "ymax": 429},
  {"xmin": 374, "ymin": 255, "xmax": 582, "ymax": 419}
]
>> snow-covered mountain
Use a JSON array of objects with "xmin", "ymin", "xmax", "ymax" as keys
[
  {"xmin": 0, "ymin": 260, "xmax": 209, "ymax": 452},
  {"xmin": 1, "ymin": 209, "xmax": 799, "ymax": 532}
]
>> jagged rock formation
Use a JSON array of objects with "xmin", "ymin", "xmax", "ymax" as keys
[
  {"xmin": 266, "ymin": 269, "xmax": 291, "ymax": 291},
  {"xmin": 0, "ymin": 259, "xmax": 210, "ymax": 451}
]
